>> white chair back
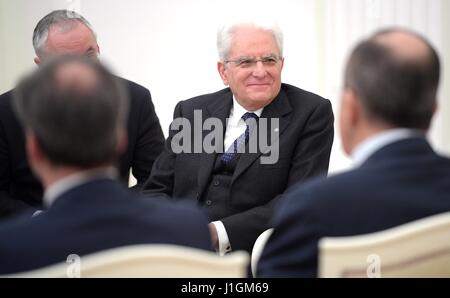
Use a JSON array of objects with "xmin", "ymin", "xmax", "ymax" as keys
[
  {"xmin": 4, "ymin": 244, "xmax": 250, "ymax": 278},
  {"xmin": 251, "ymin": 228, "xmax": 274, "ymax": 277},
  {"xmin": 319, "ymin": 212, "xmax": 450, "ymax": 277}
]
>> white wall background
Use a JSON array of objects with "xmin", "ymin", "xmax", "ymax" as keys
[{"xmin": 0, "ymin": 0, "xmax": 448, "ymax": 174}]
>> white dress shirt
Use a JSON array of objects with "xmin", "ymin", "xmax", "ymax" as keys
[
  {"xmin": 212, "ymin": 97, "xmax": 264, "ymax": 256},
  {"xmin": 351, "ymin": 128, "xmax": 423, "ymax": 168}
]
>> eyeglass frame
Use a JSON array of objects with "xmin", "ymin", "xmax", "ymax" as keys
[{"xmin": 224, "ymin": 54, "xmax": 283, "ymax": 68}]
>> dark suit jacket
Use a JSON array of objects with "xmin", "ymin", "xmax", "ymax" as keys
[
  {"xmin": 0, "ymin": 178, "xmax": 212, "ymax": 274},
  {"xmin": 257, "ymin": 137, "xmax": 450, "ymax": 277},
  {"xmin": 0, "ymin": 78, "xmax": 164, "ymax": 218},
  {"xmin": 143, "ymin": 83, "xmax": 334, "ymax": 252}
]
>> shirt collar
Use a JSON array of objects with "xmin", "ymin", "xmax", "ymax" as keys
[
  {"xmin": 351, "ymin": 128, "xmax": 424, "ymax": 167},
  {"xmin": 43, "ymin": 166, "xmax": 118, "ymax": 207},
  {"xmin": 228, "ymin": 96, "xmax": 264, "ymax": 126}
]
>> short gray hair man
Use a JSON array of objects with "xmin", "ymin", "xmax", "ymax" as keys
[
  {"xmin": 32, "ymin": 10, "xmax": 97, "ymax": 58},
  {"xmin": 217, "ymin": 22, "xmax": 284, "ymax": 62}
]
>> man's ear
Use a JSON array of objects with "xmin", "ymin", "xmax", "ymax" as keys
[
  {"xmin": 432, "ymin": 99, "xmax": 438, "ymax": 115},
  {"xmin": 217, "ymin": 62, "xmax": 229, "ymax": 86},
  {"xmin": 339, "ymin": 88, "xmax": 361, "ymax": 155},
  {"xmin": 116, "ymin": 128, "xmax": 128, "ymax": 156},
  {"xmin": 344, "ymin": 89, "xmax": 362, "ymax": 126},
  {"xmin": 34, "ymin": 57, "xmax": 41, "ymax": 65},
  {"xmin": 26, "ymin": 130, "xmax": 45, "ymax": 166}
]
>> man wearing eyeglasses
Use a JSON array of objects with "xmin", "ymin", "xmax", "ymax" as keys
[{"xmin": 143, "ymin": 22, "xmax": 334, "ymax": 254}]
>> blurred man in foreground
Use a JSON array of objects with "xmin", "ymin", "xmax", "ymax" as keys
[
  {"xmin": 257, "ymin": 28, "xmax": 450, "ymax": 277},
  {"xmin": 0, "ymin": 56, "xmax": 211, "ymax": 274}
]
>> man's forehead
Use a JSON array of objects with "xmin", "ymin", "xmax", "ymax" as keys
[
  {"xmin": 232, "ymin": 27, "xmax": 275, "ymax": 43},
  {"xmin": 45, "ymin": 22, "xmax": 97, "ymax": 55},
  {"xmin": 229, "ymin": 27, "xmax": 279, "ymax": 54},
  {"xmin": 47, "ymin": 21, "xmax": 95, "ymax": 42}
]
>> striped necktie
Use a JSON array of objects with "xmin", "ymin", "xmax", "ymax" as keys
[{"xmin": 221, "ymin": 112, "xmax": 259, "ymax": 164}]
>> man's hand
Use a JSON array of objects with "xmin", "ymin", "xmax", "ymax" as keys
[{"xmin": 208, "ymin": 223, "xmax": 219, "ymax": 251}]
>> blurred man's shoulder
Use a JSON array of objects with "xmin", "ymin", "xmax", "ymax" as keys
[
  {"xmin": 0, "ymin": 89, "xmax": 13, "ymax": 106},
  {"xmin": 281, "ymin": 83, "xmax": 330, "ymax": 106}
]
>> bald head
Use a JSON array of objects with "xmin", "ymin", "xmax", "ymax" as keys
[
  {"xmin": 54, "ymin": 60, "xmax": 100, "ymax": 95},
  {"xmin": 344, "ymin": 28, "xmax": 440, "ymax": 129},
  {"xmin": 373, "ymin": 30, "xmax": 429, "ymax": 61}
]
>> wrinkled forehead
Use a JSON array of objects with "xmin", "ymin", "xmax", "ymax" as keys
[
  {"xmin": 47, "ymin": 21, "xmax": 96, "ymax": 44},
  {"xmin": 229, "ymin": 27, "xmax": 280, "ymax": 56},
  {"xmin": 44, "ymin": 23, "xmax": 98, "ymax": 57}
]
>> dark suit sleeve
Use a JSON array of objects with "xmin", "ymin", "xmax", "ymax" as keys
[
  {"xmin": 141, "ymin": 102, "xmax": 182, "ymax": 198},
  {"xmin": 131, "ymin": 89, "xmax": 165, "ymax": 187},
  {"xmin": 222, "ymin": 99, "xmax": 334, "ymax": 252},
  {"xmin": 0, "ymin": 119, "xmax": 33, "ymax": 217},
  {"xmin": 257, "ymin": 188, "xmax": 321, "ymax": 277}
]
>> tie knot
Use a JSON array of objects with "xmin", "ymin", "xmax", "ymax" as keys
[{"xmin": 241, "ymin": 112, "xmax": 258, "ymax": 122}]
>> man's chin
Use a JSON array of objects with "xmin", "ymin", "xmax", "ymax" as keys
[{"xmin": 246, "ymin": 96, "xmax": 275, "ymax": 109}]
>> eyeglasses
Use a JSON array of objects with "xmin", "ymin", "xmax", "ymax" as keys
[{"xmin": 225, "ymin": 55, "xmax": 282, "ymax": 68}]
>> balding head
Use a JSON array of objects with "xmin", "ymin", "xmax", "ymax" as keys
[
  {"xmin": 14, "ymin": 56, "xmax": 129, "ymax": 168},
  {"xmin": 53, "ymin": 60, "xmax": 100, "ymax": 95},
  {"xmin": 373, "ymin": 30, "xmax": 429, "ymax": 61},
  {"xmin": 344, "ymin": 28, "xmax": 440, "ymax": 130}
]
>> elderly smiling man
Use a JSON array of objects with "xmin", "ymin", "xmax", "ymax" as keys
[{"xmin": 143, "ymin": 22, "xmax": 334, "ymax": 253}]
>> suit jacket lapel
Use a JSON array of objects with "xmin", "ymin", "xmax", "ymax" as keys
[
  {"xmin": 232, "ymin": 88, "xmax": 292, "ymax": 184},
  {"xmin": 197, "ymin": 90, "xmax": 233, "ymax": 197}
]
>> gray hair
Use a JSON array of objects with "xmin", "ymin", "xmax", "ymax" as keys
[
  {"xmin": 217, "ymin": 22, "xmax": 284, "ymax": 62},
  {"xmin": 14, "ymin": 56, "xmax": 129, "ymax": 167},
  {"xmin": 33, "ymin": 10, "xmax": 97, "ymax": 57}
]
